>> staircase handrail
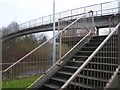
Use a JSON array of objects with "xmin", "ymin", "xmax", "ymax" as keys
[
  {"xmin": 60, "ymin": 22, "xmax": 120, "ymax": 89},
  {"xmin": 2, "ymin": 12, "xmax": 88, "ymax": 73}
]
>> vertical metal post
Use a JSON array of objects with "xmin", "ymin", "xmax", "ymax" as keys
[
  {"xmin": 109, "ymin": 16, "xmax": 112, "ymax": 34},
  {"xmin": 84, "ymin": 7, "xmax": 86, "ymax": 13},
  {"xmin": 89, "ymin": 10, "xmax": 95, "ymax": 34},
  {"xmin": 52, "ymin": 0, "xmax": 56, "ymax": 65},
  {"xmin": 101, "ymin": 3, "xmax": 102, "ymax": 15},
  {"xmin": 58, "ymin": 19, "xmax": 62, "ymax": 60},
  {"xmin": 92, "ymin": 11, "xmax": 95, "ymax": 29},
  {"xmin": 96, "ymin": 27, "xmax": 99, "ymax": 36}
]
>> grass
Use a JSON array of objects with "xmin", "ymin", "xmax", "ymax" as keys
[{"xmin": 2, "ymin": 75, "xmax": 41, "ymax": 89}]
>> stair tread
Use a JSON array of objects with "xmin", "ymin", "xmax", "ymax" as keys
[
  {"xmin": 78, "ymin": 51, "xmax": 118, "ymax": 55},
  {"xmin": 73, "ymin": 55, "xmax": 88, "ymax": 58},
  {"xmin": 57, "ymin": 71, "xmax": 108, "ymax": 82},
  {"xmin": 86, "ymin": 42, "xmax": 101, "ymax": 45},
  {"xmin": 63, "ymin": 65, "xmax": 114, "ymax": 73},
  {"xmin": 74, "ymin": 55, "xmax": 118, "ymax": 59},
  {"xmin": 83, "ymin": 46, "xmax": 117, "ymax": 48},
  {"xmin": 93, "ymin": 35, "xmax": 106, "ymax": 38},
  {"xmin": 69, "ymin": 60, "xmax": 118, "ymax": 66},
  {"xmin": 83, "ymin": 47, "xmax": 97, "ymax": 48},
  {"xmin": 78, "ymin": 51, "xmax": 93, "ymax": 53},
  {"xmin": 51, "ymin": 77, "xmax": 94, "ymax": 89},
  {"xmin": 44, "ymin": 83, "xmax": 60, "ymax": 89}
]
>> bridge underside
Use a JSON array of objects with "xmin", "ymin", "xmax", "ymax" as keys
[{"xmin": 2, "ymin": 13, "xmax": 120, "ymax": 41}]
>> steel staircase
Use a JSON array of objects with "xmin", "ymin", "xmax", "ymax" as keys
[
  {"xmin": 35, "ymin": 35, "xmax": 118, "ymax": 89},
  {"xmin": 2, "ymin": 10, "xmax": 120, "ymax": 89}
]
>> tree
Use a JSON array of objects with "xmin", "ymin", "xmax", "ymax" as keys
[
  {"xmin": 1, "ymin": 21, "xmax": 19, "ymax": 36},
  {"xmin": 36, "ymin": 33, "xmax": 47, "ymax": 44},
  {"xmin": 7, "ymin": 21, "xmax": 19, "ymax": 34},
  {"xmin": 1, "ymin": 27, "xmax": 8, "ymax": 36}
]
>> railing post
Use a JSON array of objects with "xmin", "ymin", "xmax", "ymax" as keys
[
  {"xmin": 109, "ymin": 16, "xmax": 112, "ymax": 34},
  {"xmin": 84, "ymin": 7, "xmax": 86, "ymax": 13},
  {"xmin": 58, "ymin": 19, "xmax": 61, "ymax": 60},
  {"xmin": 52, "ymin": 0, "xmax": 56, "ymax": 65},
  {"xmin": 71, "ymin": 10, "xmax": 73, "ymax": 20},
  {"xmin": 42, "ymin": 17, "xmax": 43, "ymax": 25},
  {"xmin": 92, "ymin": 11, "xmax": 95, "ymax": 34},
  {"xmin": 96, "ymin": 27, "xmax": 99, "ymax": 36},
  {"xmin": 35, "ymin": 19, "xmax": 36, "ymax": 27},
  {"xmin": 88, "ymin": 10, "xmax": 95, "ymax": 34},
  {"xmin": 29, "ymin": 21, "xmax": 30, "ymax": 28},
  {"xmin": 101, "ymin": 3, "xmax": 102, "ymax": 15}
]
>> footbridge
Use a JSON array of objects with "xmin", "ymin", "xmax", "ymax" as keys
[{"xmin": 2, "ymin": 0, "xmax": 120, "ymax": 41}]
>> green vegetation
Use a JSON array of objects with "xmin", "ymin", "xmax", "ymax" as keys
[{"xmin": 2, "ymin": 75, "xmax": 40, "ymax": 89}]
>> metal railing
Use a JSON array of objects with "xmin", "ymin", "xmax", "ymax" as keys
[
  {"xmin": 1, "ymin": 0, "xmax": 119, "ymax": 36},
  {"xmin": 104, "ymin": 65, "xmax": 120, "ymax": 89},
  {"xmin": 60, "ymin": 22, "xmax": 120, "ymax": 89},
  {"xmin": 2, "ymin": 34, "xmax": 41, "ymax": 71},
  {"xmin": 2, "ymin": 12, "xmax": 94, "ymax": 89}
]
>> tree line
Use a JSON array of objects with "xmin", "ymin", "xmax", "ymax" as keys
[{"xmin": 1, "ymin": 21, "xmax": 48, "ymax": 69}]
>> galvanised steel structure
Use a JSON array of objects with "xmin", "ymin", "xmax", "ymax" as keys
[{"xmin": 1, "ymin": 0, "xmax": 120, "ymax": 89}]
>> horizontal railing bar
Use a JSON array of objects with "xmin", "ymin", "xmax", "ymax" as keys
[{"xmin": 59, "ymin": 13, "xmax": 85, "ymax": 20}]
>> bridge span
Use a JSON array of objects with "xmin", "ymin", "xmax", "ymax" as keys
[{"xmin": 2, "ymin": 0, "xmax": 120, "ymax": 41}]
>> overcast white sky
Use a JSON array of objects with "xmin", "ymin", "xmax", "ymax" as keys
[{"xmin": 0, "ymin": 0, "xmax": 116, "ymax": 28}]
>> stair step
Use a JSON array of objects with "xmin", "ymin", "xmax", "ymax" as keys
[
  {"xmin": 70, "ymin": 82, "xmax": 94, "ymax": 89},
  {"xmin": 81, "ymin": 46, "xmax": 118, "ymax": 53},
  {"xmin": 85, "ymin": 43, "xmax": 101, "ymax": 47},
  {"xmin": 73, "ymin": 55, "xmax": 88, "ymax": 61},
  {"xmin": 76, "ymin": 51, "xmax": 93, "ymax": 56},
  {"xmin": 76, "ymin": 51, "xmax": 118, "ymax": 57},
  {"xmin": 90, "ymin": 38, "xmax": 105, "ymax": 43},
  {"xmin": 96, "ymin": 51, "xmax": 118, "ymax": 57},
  {"xmin": 81, "ymin": 47, "xmax": 97, "ymax": 51},
  {"xmin": 51, "ymin": 76, "xmax": 94, "ymax": 89},
  {"xmin": 58, "ymin": 68, "xmax": 112, "ymax": 80},
  {"xmin": 64, "ymin": 63, "xmax": 117, "ymax": 72},
  {"xmin": 57, "ymin": 71, "xmax": 108, "ymax": 82},
  {"xmin": 51, "ymin": 77, "xmax": 66, "ymax": 83},
  {"xmin": 63, "ymin": 65, "xmax": 114, "ymax": 74},
  {"xmin": 66, "ymin": 60, "xmax": 83, "ymax": 67},
  {"xmin": 70, "ymin": 60, "xmax": 118, "ymax": 66},
  {"xmin": 73, "ymin": 55, "xmax": 118, "ymax": 64},
  {"xmin": 70, "ymin": 61, "xmax": 118, "ymax": 71},
  {"xmin": 68, "ymin": 60, "xmax": 118, "ymax": 71},
  {"xmin": 92, "ymin": 36, "xmax": 107, "ymax": 39},
  {"xmin": 44, "ymin": 83, "xmax": 60, "ymax": 89}
]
